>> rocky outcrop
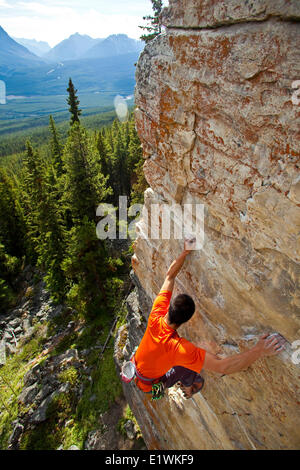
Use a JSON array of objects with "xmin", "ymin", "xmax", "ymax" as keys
[
  {"xmin": 116, "ymin": 0, "xmax": 300, "ymax": 450},
  {"xmin": 2, "ymin": 268, "xmax": 144, "ymax": 450},
  {"xmin": 8, "ymin": 347, "xmax": 86, "ymax": 449},
  {"xmin": 0, "ymin": 268, "xmax": 63, "ymax": 362}
]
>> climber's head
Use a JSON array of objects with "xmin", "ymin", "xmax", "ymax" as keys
[{"xmin": 168, "ymin": 293, "xmax": 195, "ymax": 328}]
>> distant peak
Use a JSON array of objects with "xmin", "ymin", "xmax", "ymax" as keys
[
  {"xmin": 69, "ymin": 32, "xmax": 90, "ymax": 39},
  {"xmin": 107, "ymin": 33, "xmax": 129, "ymax": 39}
]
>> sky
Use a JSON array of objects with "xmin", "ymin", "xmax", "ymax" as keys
[{"xmin": 0, "ymin": 0, "xmax": 169, "ymax": 46}]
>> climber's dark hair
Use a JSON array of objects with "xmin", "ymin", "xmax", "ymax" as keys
[{"xmin": 168, "ymin": 294, "xmax": 195, "ymax": 327}]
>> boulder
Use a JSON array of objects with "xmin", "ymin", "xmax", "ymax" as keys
[
  {"xmin": 5, "ymin": 342, "xmax": 16, "ymax": 356},
  {"xmin": 18, "ymin": 382, "xmax": 39, "ymax": 406},
  {"xmin": 8, "ymin": 423, "xmax": 24, "ymax": 448},
  {"xmin": 124, "ymin": 420, "xmax": 136, "ymax": 440},
  {"xmin": 29, "ymin": 392, "xmax": 56, "ymax": 424}
]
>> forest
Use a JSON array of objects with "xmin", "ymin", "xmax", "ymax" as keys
[
  {"xmin": 0, "ymin": 78, "xmax": 149, "ymax": 449},
  {"xmin": 0, "ymin": 78, "xmax": 147, "ymax": 316}
]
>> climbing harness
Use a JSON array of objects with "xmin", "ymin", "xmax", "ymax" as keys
[{"xmin": 121, "ymin": 354, "xmax": 165, "ymax": 401}]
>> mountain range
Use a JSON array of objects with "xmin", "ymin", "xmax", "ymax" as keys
[
  {"xmin": 0, "ymin": 26, "xmax": 144, "ymax": 97},
  {"xmin": 12, "ymin": 37, "xmax": 51, "ymax": 57},
  {"xmin": 10, "ymin": 30, "xmax": 143, "ymax": 64},
  {"xmin": 43, "ymin": 33, "xmax": 102, "ymax": 62},
  {"xmin": 0, "ymin": 26, "xmax": 45, "ymax": 69}
]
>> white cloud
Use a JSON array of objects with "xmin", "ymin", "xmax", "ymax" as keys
[
  {"xmin": 0, "ymin": 0, "xmax": 168, "ymax": 46},
  {"xmin": 17, "ymin": 1, "xmax": 74, "ymax": 16},
  {"xmin": 3, "ymin": 10, "xmax": 150, "ymax": 46},
  {"xmin": 0, "ymin": 0, "xmax": 14, "ymax": 7}
]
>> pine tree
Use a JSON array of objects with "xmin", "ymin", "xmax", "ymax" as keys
[
  {"xmin": 139, "ymin": 0, "xmax": 163, "ymax": 43},
  {"xmin": 61, "ymin": 122, "xmax": 112, "ymax": 223},
  {"xmin": 128, "ymin": 116, "xmax": 143, "ymax": 170},
  {"xmin": 67, "ymin": 78, "xmax": 82, "ymax": 126},
  {"xmin": 21, "ymin": 141, "xmax": 66, "ymax": 300},
  {"xmin": 0, "ymin": 167, "xmax": 25, "ymax": 258},
  {"xmin": 96, "ymin": 130, "xmax": 110, "ymax": 178},
  {"xmin": 0, "ymin": 242, "xmax": 21, "ymax": 310},
  {"xmin": 38, "ymin": 166, "xmax": 67, "ymax": 301},
  {"xmin": 112, "ymin": 129, "xmax": 129, "ymax": 197},
  {"xmin": 49, "ymin": 115, "xmax": 63, "ymax": 177},
  {"xmin": 20, "ymin": 141, "xmax": 45, "ymax": 261},
  {"xmin": 126, "ymin": 114, "xmax": 147, "ymax": 204},
  {"xmin": 130, "ymin": 158, "xmax": 148, "ymax": 205},
  {"xmin": 61, "ymin": 216, "xmax": 124, "ymax": 318},
  {"xmin": 0, "ymin": 170, "xmax": 23, "ymax": 310}
]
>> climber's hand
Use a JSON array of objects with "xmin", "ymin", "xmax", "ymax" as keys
[
  {"xmin": 255, "ymin": 334, "xmax": 285, "ymax": 357},
  {"xmin": 184, "ymin": 237, "xmax": 196, "ymax": 253}
]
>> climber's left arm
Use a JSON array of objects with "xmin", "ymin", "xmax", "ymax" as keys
[{"xmin": 202, "ymin": 334, "xmax": 285, "ymax": 375}]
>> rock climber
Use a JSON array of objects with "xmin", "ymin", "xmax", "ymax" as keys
[{"xmin": 131, "ymin": 239, "xmax": 285, "ymax": 400}]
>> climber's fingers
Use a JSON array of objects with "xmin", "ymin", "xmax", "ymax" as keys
[
  {"xmin": 184, "ymin": 237, "xmax": 196, "ymax": 252},
  {"xmin": 263, "ymin": 335, "xmax": 286, "ymax": 355}
]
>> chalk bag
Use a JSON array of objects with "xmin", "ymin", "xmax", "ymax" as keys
[{"xmin": 121, "ymin": 360, "xmax": 136, "ymax": 384}]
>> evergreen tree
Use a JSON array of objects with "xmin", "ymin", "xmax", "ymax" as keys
[
  {"xmin": 39, "ymin": 165, "xmax": 67, "ymax": 300},
  {"xmin": 111, "ymin": 128, "xmax": 129, "ymax": 199},
  {"xmin": 20, "ymin": 141, "xmax": 45, "ymax": 261},
  {"xmin": 127, "ymin": 114, "xmax": 147, "ymax": 204},
  {"xmin": 0, "ymin": 167, "xmax": 25, "ymax": 258},
  {"xmin": 128, "ymin": 116, "xmax": 143, "ymax": 171},
  {"xmin": 49, "ymin": 115, "xmax": 63, "ymax": 177},
  {"xmin": 21, "ymin": 141, "xmax": 66, "ymax": 300},
  {"xmin": 0, "ymin": 166, "xmax": 24, "ymax": 310},
  {"xmin": 139, "ymin": 0, "xmax": 163, "ymax": 43},
  {"xmin": 0, "ymin": 107, "xmax": 147, "ymax": 313},
  {"xmin": 0, "ymin": 242, "xmax": 21, "ymax": 311},
  {"xmin": 96, "ymin": 130, "xmax": 110, "ymax": 178},
  {"xmin": 62, "ymin": 217, "xmax": 123, "ymax": 318},
  {"xmin": 61, "ymin": 122, "xmax": 112, "ymax": 223},
  {"xmin": 121, "ymin": 120, "xmax": 130, "ymax": 152},
  {"xmin": 130, "ymin": 158, "xmax": 148, "ymax": 205},
  {"xmin": 67, "ymin": 78, "xmax": 82, "ymax": 126}
]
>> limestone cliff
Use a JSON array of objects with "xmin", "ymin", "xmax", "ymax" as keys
[{"xmin": 115, "ymin": 0, "xmax": 300, "ymax": 450}]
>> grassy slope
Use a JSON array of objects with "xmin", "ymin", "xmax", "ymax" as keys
[{"xmin": 0, "ymin": 284, "xmax": 131, "ymax": 450}]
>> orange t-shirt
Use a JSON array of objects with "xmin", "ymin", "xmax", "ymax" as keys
[{"xmin": 134, "ymin": 289, "xmax": 206, "ymax": 392}]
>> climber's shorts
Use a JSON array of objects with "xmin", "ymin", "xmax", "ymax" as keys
[{"xmin": 159, "ymin": 366, "xmax": 203, "ymax": 389}]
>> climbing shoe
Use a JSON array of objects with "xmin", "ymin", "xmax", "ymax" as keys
[{"xmin": 180, "ymin": 375, "xmax": 205, "ymax": 398}]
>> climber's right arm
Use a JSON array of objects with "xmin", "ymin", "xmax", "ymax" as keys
[
  {"xmin": 202, "ymin": 334, "xmax": 284, "ymax": 375},
  {"xmin": 160, "ymin": 239, "xmax": 194, "ymax": 293}
]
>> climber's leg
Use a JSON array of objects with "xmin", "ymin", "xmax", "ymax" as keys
[
  {"xmin": 190, "ymin": 375, "xmax": 205, "ymax": 395},
  {"xmin": 160, "ymin": 365, "xmax": 195, "ymax": 388},
  {"xmin": 179, "ymin": 374, "xmax": 204, "ymax": 398},
  {"xmin": 160, "ymin": 366, "xmax": 204, "ymax": 397}
]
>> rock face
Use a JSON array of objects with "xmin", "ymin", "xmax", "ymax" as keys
[{"xmin": 117, "ymin": 0, "xmax": 300, "ymax": 450}]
